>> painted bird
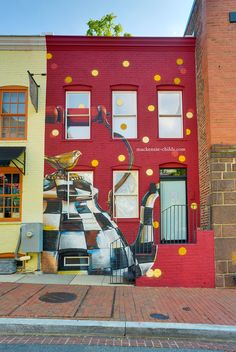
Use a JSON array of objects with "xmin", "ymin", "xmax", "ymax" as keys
[{"xmin": 44, "ymin": 150, "xmax": 82, "ymax": 170}]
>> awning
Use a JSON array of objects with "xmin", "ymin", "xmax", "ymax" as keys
[{"xmin": 0, "ymin": 147, "xmax": 26, "ymax": 175}]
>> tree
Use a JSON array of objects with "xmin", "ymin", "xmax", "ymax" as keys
[{"xmin": 86, "ymin": 13, "xmax": 131, "ymax": 37}]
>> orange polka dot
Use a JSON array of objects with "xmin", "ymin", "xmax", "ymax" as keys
[
  {"xmin": 178, "ymin": 247, "xmax": 187, "ymax": 256},
  {"xmin": 178, "ymin": 155, "xmax": 186, "ymax": 163}
]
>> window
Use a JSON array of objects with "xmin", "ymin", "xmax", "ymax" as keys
[
  {"xmin": 67, "ymin": 171, "xmax": 93, "ymax": 218},
  {"xmin": 113, "ymin": 171, "xmax": 138, "ymax": 218},
  {"xmin": 0, "ymin": 170, "xmax": 22, "ymax": 221},
  {"xmin": 112, "ymin": 91, "xmax": 137, "ymax": 139},
  {"xmin": 66, "ymin": 92, "xmax": 90, "ymax": 139},
  {"xmin": 0, "ymin": 89, "xmax": 27, "ymax": 139},
  {"xmin": 160, "ymin": 168, "xmax": 187, "ymax": 242},
  {"xmin": 158, "ymin": 91, "xmax": 183, "ymax": 138}
]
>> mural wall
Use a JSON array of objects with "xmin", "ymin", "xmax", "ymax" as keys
[
  {"xmin": 43, "ymin": 104, "xmax": 159, "ymax": 279},
  {"xmin": 43, "ymin": 36, "xmax": 212, "ymax": 285}
]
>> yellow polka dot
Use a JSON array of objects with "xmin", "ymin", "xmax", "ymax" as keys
[
  {"xmin": 153, "ymin": 221, "xmax": 159, "ymax": 229},
  {"xmin": 154, "ymin": 269, "xmax": 162, "ymax": 278},
  {"xmin": 232, "ymin": 251, "xmax": 236, "ymax": 265},
  {"xmin": 142, "ymin": 136, "xmax": 149, "ymax": 144},
  {"xmin": 146, "ymin": 269, "xmax": 154, "ymax": 277},
  {"xmin": 64, "ymin": 76, "xmax": 72, "ymax": 84},
  {"xmin": 186, "ymin": 129, "xmax": 191, "ymax": 136},
  {"xmin": 178, "ymin": 155, "xmax": 186, "ymax": 163},
  {"xmin": 118, "ymin": 155, "xmax": 126, "ymax": 162},
  {"xmin": 174, "ymin": 77, "xmax": 181, "ymax": 85},
  {"xmin": 47, "ymin": 53, "xmax": 53, "ymax": 60},
  {"xmin": 79, "ymin": 104, "xmax": 85, "ymax": 108},
  {"xmin": 91, "ymin": 69, "xmax": 99, "ymax": 77},
  {"xmin": 51, "ymin": 129, "xmax": 59, "ymax": 137},
  {"xmin": 120, "ymin": 123, "xmax": 127, "ymax": 130},
  {"xmin": 191, "ymin": 202, "xmax": 198, "ymax": 210},
  {"xmin": 178, "ymin": 247, "xmax": 187, "ymax": 256},
  {"xmin": 148, "ymin": 105, "xmax": 155, "ymax": 112},
  {"xmin": 176, "ymin": 58, "xmax": 184, "ymax": 65},
  {"xmin": 186, "ymin": 111, "xmax": 194, "ymax": 119},
  {"xmin": 154, "ymin": 74, "xmax": 161, "ymax": 82},
  {"xmin": 146, "ymin": 169, "xmax": 153, "ymax": 176},
  {"xmin": 122, "ymin": 60, "xmax": 130, "ymax": 67},
  {"xmin": 116, "ymin": 99, "xmax": 123, "ymax": 106},
  {"xmin": 91, "ymin": 160, "xmax": 99, "ymax": 167}
]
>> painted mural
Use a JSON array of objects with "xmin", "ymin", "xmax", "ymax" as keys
[{"xmin": 43, "ymin": 105, "xmax": 159, "ymax": 281}]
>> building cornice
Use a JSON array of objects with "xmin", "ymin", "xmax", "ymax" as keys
[
  {"xmin": 46, "ymin": 35, "xmax": 195, "ymax": 51},
  {"xmin": 0, "ymin": 36, "xmax": 46, "ymax": 51}
]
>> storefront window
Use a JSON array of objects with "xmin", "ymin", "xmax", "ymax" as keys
[{"xmin": 0, "ymin": 170, "xmax": 21, "ymax": 221}]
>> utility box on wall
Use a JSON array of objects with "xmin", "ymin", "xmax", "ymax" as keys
[{"xmin": 21, "ymin": 223, "xmax": 43, "ymax": 252}]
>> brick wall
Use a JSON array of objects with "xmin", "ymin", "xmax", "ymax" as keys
[
  {"xmin": 185, "ymin": 1, "xmax": 236, "ymax": 287},
  {"xmin": 211, "ymin": 145, "xmax": 236, "ymax": 287}
]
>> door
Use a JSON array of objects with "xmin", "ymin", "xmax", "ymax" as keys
[{"xmin": 160, "ymin": 169, "xmax": 187, "ymax": 242}]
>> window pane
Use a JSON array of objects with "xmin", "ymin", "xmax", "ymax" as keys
[
  {"xmin": 10, "ymin": 104, "xmax": 17, "ymax": 114},
  {"xmin": 113, "ymin": 116, "xmax": 137, "ymax": 138},
  {"xmin": 18, "ymin": 92, "xmax": 25, "ymax": 103},
  {"xmin": 114, "ymin": 172, "xmax": 138, "ymax": 194},
  {"xmin": 18, "ymin": 104, "xmax": 25, "ymax": 114},
  {"xmin": 67, "ymin": 126, "xmax": 90, "ymax": 139},
  {"xmin": 159, "ymin": 117, "xmax": 183, "ymax": 138},
  {"xmin": 10, "ymin": 93, "xmax": 17, "ymax": 103},
  {"xmin": 67, "ymin": 92, "xmax": 89, "ymax": 108},
  {"xmin": 160, "ymin": 169, "xmax": 186, "ymax": 177},
  {"xmin": 2, "ymin": 93, "xmax": 10, "ymax": 103},
  {"xmin": 113, "ymin": 92, "xmax": 136, "ymax": 115},
  {"xmin": 158, "ymin": 92, "xmax": 182, "ymax": 115},
  {"xmin": 2, "ymin": 104, "xmax": 9, "ymax": 113},
  {"xmin": 114, "ymin": 195, "xmax": 138, "ymax": 218},
  {"xmin": 2, "ymin": 117, "xmax": 10, "ymax": 127}
]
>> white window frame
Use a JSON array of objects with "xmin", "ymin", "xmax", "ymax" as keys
[
  {"xmin": 112, "ymin": 91, "xmax": 137, "ymax": 139},
  {"xmin": 65, "ymin": 91, "xmax": 91, "ymax": 140},
  {"xmin": 113, "ymin": 170, "xmax": 139, "ymax": 219},
  {"xmin": 158, "ymin": 91, "xmax": 183, "ymax": 139}
]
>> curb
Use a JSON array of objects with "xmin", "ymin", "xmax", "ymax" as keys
[{"xmin": 0, "ymin": 318, "xmax": 235, "ymax": 341}]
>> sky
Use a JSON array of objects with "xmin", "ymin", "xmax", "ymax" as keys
[{"xmin": 0, "ymin": 0, "xmax": 194, "ymax": 37}]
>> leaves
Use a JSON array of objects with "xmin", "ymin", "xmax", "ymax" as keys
[{"xmin": 86, "ymin": 13, "xmax": 131, "ymax": 37}]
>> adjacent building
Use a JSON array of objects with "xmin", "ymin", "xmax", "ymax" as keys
[
  {"xmin": 185, "ymin": 0, "xmax": 236, "ymax": 288},
  {"xmin": 0, "ymin": 36, "xmax": 46, "ymax": 272}
]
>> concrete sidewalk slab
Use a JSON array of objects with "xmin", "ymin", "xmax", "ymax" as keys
[{"xmin": 16, "ymin": 273, "xmax": 76, "ymax": 285}]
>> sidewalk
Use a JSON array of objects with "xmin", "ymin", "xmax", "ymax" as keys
[{"xmin": 0, "ymin": 272, "xmax": 235, "ymax": 341}]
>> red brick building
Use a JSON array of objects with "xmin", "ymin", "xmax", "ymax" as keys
[
  {"xmin": 43, "ymin": 36, "xmax": 214, "ymax": 287},
  {"xmin": 185, "ymin": 0, "xmax": 236, "ymax": 288}
]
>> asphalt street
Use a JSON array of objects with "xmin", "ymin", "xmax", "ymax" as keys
[{"xmin": 0, "ymin": 345, "xmax": 226, "ymax": 352}]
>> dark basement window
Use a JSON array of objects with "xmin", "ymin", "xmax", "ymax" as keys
[{"xmin": 229, "ymin": 12, "xmax": 236, "ymax": 23}]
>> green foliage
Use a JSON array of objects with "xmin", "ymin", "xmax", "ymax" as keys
[{"xmin": 86, "ymin": 13, "xmax": 131, "ymax": 37}]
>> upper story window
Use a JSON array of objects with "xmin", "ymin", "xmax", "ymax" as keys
[
  {"xmin": 113, "ymin": 170, "xmax": 139, "ymax": 219},
  {"xmin": 66, "ymin": 91, "xmax": 91, "ymax": 140},
  {"xmin": 0, "ymin": 169, "xmax": 22, "ymax": 221},
  {"xmin": 158, "ymin": 91, "xmax": 183, "ymax": 138},
  {"xmin": 0, "ymin": 88, "xmax": 27, "ymax": 140},
  {"xmin": 112, "ymin": 91, "xmax": 137, "ymax": 139}
]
